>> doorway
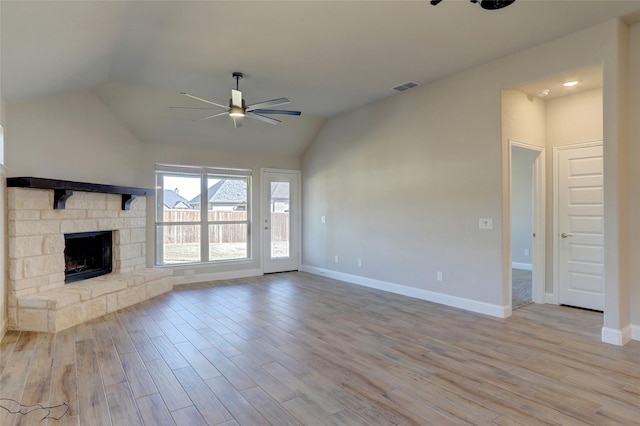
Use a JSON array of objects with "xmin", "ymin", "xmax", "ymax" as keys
[
  {"xmin": 262, "ymin": 169, "xmax": 301, "ymax": 273},
  {"xmin": 510, "ymin": 141, "xmax": 545, "ymax": 309}
]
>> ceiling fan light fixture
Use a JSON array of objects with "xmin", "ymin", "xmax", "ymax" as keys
[
  {"xmin": 229, "ymin": 106, "xmax": 245, "ymax": 117},
  {"xmin": 477, "ymin": 0, "xmax": 516, "ymax": 9},
  {"xmin": 435, "ymin": 0, "xmax": 516, "ymax": 9}
]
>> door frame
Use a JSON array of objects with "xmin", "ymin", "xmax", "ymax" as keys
[
  {"xmin": 509, "ymin": 140, "xmax": 546, "ymax": 306},
  {"xmin": 552, "ymin": 140, "xmax": 603, "ymax": 306},
  {"xmin": 260, "ymin": 168, "xmax": 302, "ymax": 273}
]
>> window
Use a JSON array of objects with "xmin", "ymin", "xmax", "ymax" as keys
[{"xmin": 155, "ymin": 164, "xmax": 251, "ymax": 265}]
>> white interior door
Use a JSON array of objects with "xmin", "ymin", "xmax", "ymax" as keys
[
  {"xmin": 262, "ymin": 170, "xmax": 300, "ymax": 273},
  {"xmin": 557, "ymin": 143, "xmax": 604, "ymax": 311}
]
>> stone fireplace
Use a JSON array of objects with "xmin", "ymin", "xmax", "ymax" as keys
[{"xmin": 7, "ymin": 177, "xmax": 173, "ymax": 332}]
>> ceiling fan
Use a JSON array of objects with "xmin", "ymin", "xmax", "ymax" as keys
[
  {"xmin": 430, "ymin": 0, "xmax": 516, "ymax": 9},
  {"xmin": 172, "ymin": 72, "xmax": 301, "ymax": 128}
]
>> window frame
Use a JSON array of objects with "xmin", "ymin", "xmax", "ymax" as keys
[{"xmin": 155, "ymin": 164, "xmax": 252, "ymax": 266}]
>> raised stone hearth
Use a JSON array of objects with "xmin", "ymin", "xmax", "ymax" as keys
[{"xmin": 7, "ymin": 183, "xmax": 173, "ymax": 332}]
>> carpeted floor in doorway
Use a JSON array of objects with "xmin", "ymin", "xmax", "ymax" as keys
[{"xmin": 512, "ymin": 268, "xmax": 533, "ymax": 308}]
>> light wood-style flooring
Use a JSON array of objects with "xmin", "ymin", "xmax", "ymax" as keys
[{"xmin": 1, "ymin": 271, "xmax": 639, "ymax": 425}]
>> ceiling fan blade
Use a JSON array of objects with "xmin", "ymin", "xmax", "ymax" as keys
[
  {"xmin": 170, "ymin": 106, "xmax": 226, "ymax": 111},
  {"xmin": 246, "ymin": 97, "xmax": 289, "ymax": 111},
  {"xmin": 233, "ymin": 116, "xmax": 244, "ymax": 128},
  {"xmin": 232, "ymin": 89, "xmax": 243, "ymax": 107},
  {"xmin": 180, "ymin": 92, "xmax": 229, "ymax": 109},
  {"xmin": 251, "ymin": 109, "xmax": 301, "ymax": 116},
  {"xmin": 246, "ymin": 112, "xmax": 281, "ymax": 125},
  {"xmin": 196, "ymin": 111, "xmax": 230, "ymax": 121}
]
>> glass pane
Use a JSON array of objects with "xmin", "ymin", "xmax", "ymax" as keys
[
  {"xmin": 160, "ymin": 174, "xmax": 201, "ymax": 221},
  {"xmin": 209, "ymin": 224, "xmax": 248, "ymax": 261},
  {"xmin": 157, "ymin": 224, "xmax": 201, "ymax": 264},
  {"xmin": 270, "ymin": 181, "xmax": 290, "ymax": 258},
  {"xmin": 206, "ymin": 177, "xmax": 248, "ymax": 221}
]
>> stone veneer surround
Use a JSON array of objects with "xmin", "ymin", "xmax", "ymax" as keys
[{"xmin": 7, "ymin": 187, "xmax": 173, "ymax": 332}]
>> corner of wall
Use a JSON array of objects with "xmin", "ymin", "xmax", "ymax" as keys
[{"xmin": 0, "ymin": 164, "xmax": 7, "ymax": 339}]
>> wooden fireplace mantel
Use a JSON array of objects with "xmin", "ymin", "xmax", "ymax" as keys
[{"xmin": 6, "ymin": 176, "xmax": 152, "ymax": 210}]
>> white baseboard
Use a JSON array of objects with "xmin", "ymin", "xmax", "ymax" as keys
[
  {"xmin": 301, "ymin": 265, "xmax": 509, "ymax": 318},
  {"xmin": 601, "ymin": 325, "xmax": 632, "ymax": 346},
  {"xmin": 172, "ymin": 268, "xmax": 263, "ymax": 286},
  {"xmin": 512, "ymin": 262, "xmax": 532, "ymax": 271},
  {"xmin": 631, "ymin": 324, "xmax": 640, "ymax": 341}
]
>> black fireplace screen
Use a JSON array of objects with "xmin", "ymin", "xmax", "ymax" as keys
[{"xmin": 64, "ymin": 231, "xmax": 113, "ymax": 283}]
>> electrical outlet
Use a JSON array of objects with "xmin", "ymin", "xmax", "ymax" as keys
[
  {"xmin": 524, "ymin": 249, "xmax": 530, "ymax": 256},
  {"xmin": 321, "ymin": 215, "xmax": 326, "ymax": 223},
  {"xmin": 334, "ymin": 255, "xmax": 339, "ymax": 264},
  {"xmin": 357, "ymin": 259, "xmax": 362, "ymax": 267},
  {"xmin": 437, "ymin": 271, "xmax": 443, "ymax": 282}
]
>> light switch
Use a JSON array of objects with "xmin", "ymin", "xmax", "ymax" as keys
[
  {"xmin": 321, "ymin": 215, "xmax": 326, "ymax": 223},
  {"xmin": 479, "ymin": 218, "xmax": 493, "ymax": 229}
]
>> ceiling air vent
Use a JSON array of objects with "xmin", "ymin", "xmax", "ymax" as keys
[{"xmin": 392, "ymin": 81, "xmax": 421, "ymax": 93}]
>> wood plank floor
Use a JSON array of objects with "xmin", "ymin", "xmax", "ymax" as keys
[{"xmin": 1, "ymin": 271, "xmax": 639, "ymax": 425}]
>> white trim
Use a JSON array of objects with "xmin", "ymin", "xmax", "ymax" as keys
[
  {"xmin": 631, "ymin": 325, "xmax": 640, "ymax": 341},
  {"xmin": 156, "ymin": 163, "xmax": 252, "ymax": 177},
  {"xmin": 512, "ymin": 262, "xmax": 532, "ymax": 271},
  {"xmin": 301, "ymin": 265, "xmax": 510, "ymax": 318},
  {"xmin": 545, "ymin": 292, "xmax": 557, "ymax": 304},
  {"xmin": 601, "ymin": 325, "xmax": 632, "ymax": 346},
  {"xmin": 172, "ymin": 268, "xmax": 262, "ymax": 286}
]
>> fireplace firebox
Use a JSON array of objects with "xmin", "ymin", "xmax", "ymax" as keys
[{"xmin": 64, "ymin": 231, "xmax": 113, "ymax": 283}]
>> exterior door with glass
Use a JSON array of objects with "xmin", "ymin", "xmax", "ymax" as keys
[{"xmin": 262, "ymin": 170, "xmax": 300, "ymax": 273}]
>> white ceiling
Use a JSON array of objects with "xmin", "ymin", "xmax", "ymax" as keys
[{"xmin": 3, "ymin": 1, "xmax": 640, "ymax": 157}]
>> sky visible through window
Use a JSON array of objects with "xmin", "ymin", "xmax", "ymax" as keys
[{"xmin": 163, "ymin": 176, "xmax": 221, "ymax": 201}]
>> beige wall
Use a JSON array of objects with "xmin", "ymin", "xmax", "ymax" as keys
[
  {"xmin": 304, "ymin": 74, "xmax": 505, "ymax": 307},
  {"xmin": 546, "ymin": 89, "xmax": 603, "ymax": 147},
  {"xmin": 303, "ymin": 19, "xmax": 629, "ymax": 330},
  {"xmin": 6, "ymin": 90, "xmax": 143, "ymax": 187},
  {"xmin": 629, "ymin": 23, "xmax": 640, "ymax": 330},
  {"xmin": 501, "ymin": 89, "xmax": 546, "ymax": 149}
]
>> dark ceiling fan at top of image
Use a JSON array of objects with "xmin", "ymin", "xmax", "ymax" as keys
[
  {"xmin": 430, "ymin": 0, "xmax": 516, "ymax": 10},
  {"xmin": 172, "ymin": 72, "xmax": 302, "ymax": 128}
]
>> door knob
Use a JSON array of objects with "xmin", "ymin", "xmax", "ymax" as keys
[{"xmin": 561, "ymin": 233, "xmax": 573, "ymax": 238}]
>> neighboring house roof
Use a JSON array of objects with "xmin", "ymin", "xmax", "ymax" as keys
[
  {"xmin": 163, "ymin": 189, "xmax": 190, "ymax": 209},
  {"xmin": 189, "ymin": 179, "xmax": 247, "ymax": 205}
]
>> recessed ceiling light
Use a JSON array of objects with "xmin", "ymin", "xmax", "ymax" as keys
[
  {"xmin": 537, "ymin": 89, "xmax": 550, "ymax": 97},
  {"xmin": 563, "ymin": 81, "xmax": 579, "ymax": 87}
]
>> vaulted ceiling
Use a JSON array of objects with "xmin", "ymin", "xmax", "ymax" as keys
[{"xmin": 3, "ymin": 1, "xmax": 640, "ymax": 157}]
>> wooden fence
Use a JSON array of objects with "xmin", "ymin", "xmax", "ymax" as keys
[{"xmin": 161, "ymin": 210, "xmax": 289, "ymax": 244}]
